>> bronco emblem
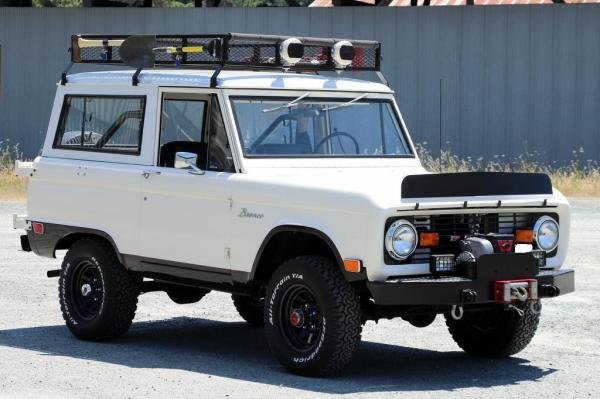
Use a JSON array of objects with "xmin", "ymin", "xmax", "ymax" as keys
[{"xmin": 238, "ymin": 208, "xmax": 264, "ymax": 219}]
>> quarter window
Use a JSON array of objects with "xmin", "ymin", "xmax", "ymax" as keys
[{"xmin": 54, "ymin": 95, "xmax": 145, "ymax": 154}]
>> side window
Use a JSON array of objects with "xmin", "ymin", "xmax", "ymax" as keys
[
  {"xmin": 54, "ymin": 95, "xmax": 145, "ymax": 154},
  {"xmin": 158, "ymin": 97, "xmax": 207, "ymax": 168},
  {"xmin": 158, "ymin": 94, "xmax": 235, "ymax": 173},
  {"xmin": 207, "ymin": 96, "xmax": 235, "ymax": 173}
]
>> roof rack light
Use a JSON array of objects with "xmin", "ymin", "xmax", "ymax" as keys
[
  {"xmin": 279, "ymin": 37, "xmax": 304, "ymax": 67},
  {"xmin": 332, "ymin": 40, "xmax": 355, "ymax": 69}
]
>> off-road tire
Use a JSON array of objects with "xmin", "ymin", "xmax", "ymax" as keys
[
  {"xmin": 167, "ymin": 287, "xmax": 210, "ymax": 304},
  {"xmin": 264, "ymin": 256, "xmax": 362, "ymax": 377},
  {"xmin": 445, "ymin": 301, "xmax": 541, "ymax": 357},
  {"xmin": 232, "ymin": 294, "xmax": 264, "ymax": 326},
  {"xmin": 59, "ymin": 238, "xmax": 140, "ymax": 341}
]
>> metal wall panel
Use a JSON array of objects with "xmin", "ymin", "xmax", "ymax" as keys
[{"xmin": 0, "ymin": 5, "xmax": 599, "ymax": 165}]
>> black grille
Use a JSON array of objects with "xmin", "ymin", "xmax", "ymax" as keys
[{"xmin": 385, "ymin": 212, "xmax": 558, "ymax": 265}]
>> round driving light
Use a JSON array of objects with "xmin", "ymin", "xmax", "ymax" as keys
[
  {"xmin": 279, "ymin": 37, "xmax": 304, "ymax": 66},
  {"xmin": 533, "ymin": 216, "xmax": 559, "ymax": 252},
  {"xmin": 385, "ymin": 219, "xmax": 418, "ymax": 260},
  {"xmin": 331, "ymin": 40, "xmax": 354, "ymax": 69}
]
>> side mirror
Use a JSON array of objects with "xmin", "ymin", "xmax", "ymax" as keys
[{"xmin": 175, "ymin": 152, "xmax": 204, "ymax": 175}]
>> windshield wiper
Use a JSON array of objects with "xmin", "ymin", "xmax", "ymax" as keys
[
  {"xmin": 261, "ymin": 92, "xmax": 311, "ymax": 113},
  {"xmin": 320, "ymin": 93, "xmax": 369, "ymax": 112}
]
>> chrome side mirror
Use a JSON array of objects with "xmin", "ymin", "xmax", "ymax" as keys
[{"xmin": 175, "ymin": 151, "xmax": 204, "ymax": 175}]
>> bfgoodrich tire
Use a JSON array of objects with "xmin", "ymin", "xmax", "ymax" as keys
[
  {"xmin": 445, "ymin": 301, "xmax": 541, "ymax": 357},
  {"xmin": 59, "ymin": 238, "xmax": 140, "ymax": 342},
  {"xmin": 264, "ymin": 256, "xmax": 362, "ymax": 376}
]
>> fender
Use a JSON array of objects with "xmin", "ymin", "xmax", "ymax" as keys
[
  {"xmin": 26, "ymin": 222, "xmax": 125, "ymax": 264},
  {"xmin": 249, "ymin": 225, "xmax": 367, "ymax": 283}
]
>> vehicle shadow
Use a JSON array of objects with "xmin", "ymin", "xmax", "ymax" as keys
[{"xmin": 0, "ymin": 317, "xmax": 555, "ymax": 394}]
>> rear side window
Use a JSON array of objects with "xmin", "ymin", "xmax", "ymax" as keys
[{"xmin": 54, "ymin": 95, "xmax": 146, "ymax": 154}]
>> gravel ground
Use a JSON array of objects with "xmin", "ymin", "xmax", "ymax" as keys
[{"xmin": 0, "ymin": 200, "xmax": 599, "ymax": 399}]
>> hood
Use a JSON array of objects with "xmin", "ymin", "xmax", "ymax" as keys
[
  {"xmin": 237, "ymin": 167, "xmax": 560, "ymax": 211},
  {"xmin": 238, "ymin": 166, "xmax": 427, "ymax": 210}
]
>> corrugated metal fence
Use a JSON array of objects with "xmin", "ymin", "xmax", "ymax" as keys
[{"xmin": 1, "ymin": 6, "xmax": 599, "ymax": 164}]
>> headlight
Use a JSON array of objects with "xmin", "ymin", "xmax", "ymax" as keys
[
  {"xmin": 533, "ymin": 216, "xmax": 559, "ymax": 252},
  {"xmin": 385, "ymin": 219, "xmax": 418, "ymax": 260}
]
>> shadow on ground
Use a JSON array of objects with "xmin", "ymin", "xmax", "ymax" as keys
[{"xmin": 0, "ymin": 317, "xmax": 555, "ymax": 394}]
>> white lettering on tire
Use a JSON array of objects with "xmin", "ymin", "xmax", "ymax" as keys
[
  {"xmin": 293, "ymin": 317, "xmax": 326, "ymax": 363},
  {"xmin": 268, "ymin": 273, "xmax": 303, "ymax": 326}
]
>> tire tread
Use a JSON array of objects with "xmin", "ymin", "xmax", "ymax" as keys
[
  {"xmin": 59, "ymin": 238, "xmax": 140, "ymax": 342},
  {"xmin": 445, "ymin": 301, "xmax": 540, "ymax": 357}
]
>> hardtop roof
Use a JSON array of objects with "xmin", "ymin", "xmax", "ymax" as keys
[{"xmin": 64, "ymin": 69, "xmax": 393, "ymax": 93}]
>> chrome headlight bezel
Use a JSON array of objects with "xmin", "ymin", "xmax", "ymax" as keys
[
  {"xmin": 533, "ymin": 215, "xmax": 559, "ymax": 253},
  {"xmin": 385, "ymin": 219, "xmax": 418, "ymax": 261}
]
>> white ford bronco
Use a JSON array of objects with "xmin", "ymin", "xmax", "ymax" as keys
[{"xmin": 14, "ymin": 33, "xmax": 574, "ymax": 376}]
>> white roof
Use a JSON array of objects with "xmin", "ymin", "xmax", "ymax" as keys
[{"xmin": 65, "ymin": 69, "xmax": 392, "ymax": 93}]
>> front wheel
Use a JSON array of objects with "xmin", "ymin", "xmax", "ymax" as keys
[
  {"xmin": 264, "ymin": 256, "xmax": 362, "ymax": 376},
  {"xmin": 445, "ymin": 301, "xmax": 541, "ymax": 357},
  {"xmin": 59, "ymin": 239, "xmax": 140, "ymax": 341}
]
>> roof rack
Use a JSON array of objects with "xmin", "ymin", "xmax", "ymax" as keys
[{"xmin": 62, "ymin": 33, "xmax": 382, "ymax": 87}]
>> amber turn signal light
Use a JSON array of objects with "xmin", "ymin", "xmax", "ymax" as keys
[
  {"xmin": 515, "ymin": 229, "xmax": 534, "ymax": 243},
  {"xmin": 419, "ymin": 232, "xmax": 439, "ymax": 247},
  {"xmin": 343, "ymin": 259, "xmax": 362, "ymax": 273}
]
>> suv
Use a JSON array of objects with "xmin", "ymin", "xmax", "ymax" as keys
[{"xmin": 14, "ymin": 33, "xmax": 574, "ymax": 376}]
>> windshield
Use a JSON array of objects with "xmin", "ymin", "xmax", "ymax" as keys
[{"xmin": 231, "ymin": 96, "xmax": 412, "ymax": 158}]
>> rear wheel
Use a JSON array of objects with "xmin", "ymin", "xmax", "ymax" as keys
[
  {"xmin": 445, "ymin": 301, "xmax": 541, "ymax": 357},
  {"xmin": 232, "ymin": 294, "xmax": 264, "ymax": 326},
  {"xmin": 59, "ymin": 239, "xmax": 140, "ymax": 341},
  {"xmin": 264, "ymin": 256, "xmax": 362, "ymax": 376}
]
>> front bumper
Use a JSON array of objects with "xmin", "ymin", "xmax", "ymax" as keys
[{"xmin": 367, "ymin": 253, "xmax": 574, "ymax": 306}]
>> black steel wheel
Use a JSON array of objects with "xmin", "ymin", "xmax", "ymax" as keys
[
  {"xmin": 59, "ymin": 238, "xmax": 140, "ymax": 342},
  {"xmin": 264, "ymin": 256, "xmax": 362, "ymax": 376},
  {"xmin": 279, "ymin": 285, "xmax": 322, "ymax": 352},
  {"xmin": 69, "ymin": 260, "xmax": 104, "ymax": 321}
]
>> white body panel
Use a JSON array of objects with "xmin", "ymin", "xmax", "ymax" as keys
[
  {"xmin": 139, "ymin": 168, "xmax": 232, "ymax": 268},
  {"xmin": 24, "ymin": 70, "xmax": 571, "ymax": 282}
]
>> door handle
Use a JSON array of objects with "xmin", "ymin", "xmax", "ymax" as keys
[{"xmin": 142, "ymin": 170, "xmax": 161, "ymax": 179}]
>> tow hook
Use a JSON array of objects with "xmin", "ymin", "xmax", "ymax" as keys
[{"xmin": 450, "ymin": 305, "xmax": 464, "ymax": 320}]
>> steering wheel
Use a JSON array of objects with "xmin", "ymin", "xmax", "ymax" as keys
[{"xmin": 314, "ymin": 132, "xmax": 360, "ymax": 155}]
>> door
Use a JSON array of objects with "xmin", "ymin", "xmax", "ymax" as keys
[{"xmin": 139, "ymin": 91, "xmax": 236, "ymax": 277}]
